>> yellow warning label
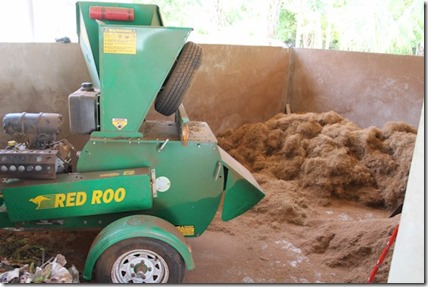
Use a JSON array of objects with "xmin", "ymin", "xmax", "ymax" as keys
[
  {"xmin": 176, "ymin": 225, "xmax": 195, "ymax": 236},
  {"xmin": 112, "ymin": 118, "xmax": 128, "ymax": 130},
  {"xmin": 104, "ymin": 28, "xmax": 136, "ymax": 55}
]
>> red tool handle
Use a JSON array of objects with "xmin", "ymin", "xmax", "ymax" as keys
[
  {"xmin": 367, "ymin": 224, "xmax": 399, "ymax": 283},
  {"xmin": 89, "ymin": 6, "xmax": 134, "ymax": 22}
]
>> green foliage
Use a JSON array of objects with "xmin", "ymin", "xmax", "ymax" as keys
[
  {"xmin": 130, "ymin": 0, "xmax": 423, "ymax": 55},
  {"xmin": 276, "ymin": 8, "xmax": 297, "ymax": 46}
]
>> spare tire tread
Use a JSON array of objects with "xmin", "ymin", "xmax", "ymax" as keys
[{"xmin": 154, "ymin": 42, "xmax": 202, "ymax": 116}]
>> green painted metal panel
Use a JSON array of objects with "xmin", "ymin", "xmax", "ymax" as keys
[
  {"xmin": 0, "ymin": 213, "xmax": 12, "ymax": 229},
  {"xmin": 218, "ymin": 147, "xmax": 265, "ymax": 221},
  {"xmin": 2, "ymin": 168, "xmax": 153, "ymax": 222},
  {"xmin": 77, "ymin": 10, "xmax": 101, "ymax": 88},
  {"xmin": 98, "ymin": 24, "xmax": 191, "ymax": 133},
  {"xmin": 76, "ymin": 133, "xmax": 223, "ymax": 237},
  {"xmin": 76, "ymin": 1, "xmax": 165, "ymax": 79},
  {"xmin": 76, "ymin": 1, "xmax": 191, "ymax": 134},
  {"xmin": 0, "ymin": 212, "xmax": 121, "ymax": 229},
  {"xmin": 83, "ymin": 215, "xmax": 194, "ymax": 280}
]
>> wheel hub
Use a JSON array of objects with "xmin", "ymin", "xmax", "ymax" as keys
[
  {"xmin": 134, "ymin": 261, "xmax": 148, "ymax": 276},
  {"xmin": 111, "ymin": 249, "xmax": 169, "ymax": 283}
]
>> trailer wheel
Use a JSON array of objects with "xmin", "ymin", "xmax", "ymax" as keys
[
  {"xmin": 94, "ymin": 237, "xmax": 185, "ymax": 283},
  {"xmin": 154, "ymin": 41, "xmax": 202, "ymax": 116}
]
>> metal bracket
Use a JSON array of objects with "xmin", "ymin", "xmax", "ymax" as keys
[
  {"xmin": 150, "ymin": 169, "xmax": 157, "ymax": 198},
  {"xmin": 157, "ymin": 139, "xmax": 169, "ymax": 152},
  {"xmin": 176, "ymin": 104, "xmax": 189, "ymax": 146},
  {"xmin": 214, "ymin": 161, "xmax": 222, "ymax": 181}
]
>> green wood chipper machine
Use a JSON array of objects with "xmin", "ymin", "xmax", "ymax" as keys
[{"xmin": 0, "ymin": 2, "xmax": 264, "ymax": 283}]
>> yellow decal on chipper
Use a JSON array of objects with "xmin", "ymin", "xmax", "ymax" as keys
[
  {"xmin": 104, "ymin": 28, "xmax": 136, "ymax": 55},
  {"xmin": 112, "ymin": 118, "xmax": 128, "ymax": 131},
  {"xmin": 29, "ymin": 195, "xmax": 55, "ymax": 209},
  {"xmin": 29, "ymin": 188, "xmax": 126, "ymax": 210},
  {"xmin": 176, "ymin": 225, "xmax": 195, "ymax": 236},
  {"xmin": 91, "ymin": 188, "xmax": 126, "ymax": 205}
]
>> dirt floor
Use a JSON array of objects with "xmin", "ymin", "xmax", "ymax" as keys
[{"xmin": 0, "ymin": 111, "xmax": 416, "ymax": 283}]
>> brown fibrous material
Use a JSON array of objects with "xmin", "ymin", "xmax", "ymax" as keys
[{"xmin": 218, "ymin": 111, "xmax": 416, "ymax": 219}]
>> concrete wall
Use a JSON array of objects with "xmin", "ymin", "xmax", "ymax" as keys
[
  {"xmin": 0, "ymin": 43, "xmax": 90, "ymax": 148},
  {"xmin": 147, "ymin": 44, "xmax": 289, "ymax": 134},
  {"xmin": 289, "ymin": 48, "xmax": 424, "ymax": 128},
  {"xmin": 0, "ymin": 43, "xmax": 424, "ymax": 149},
  {"xmin": 185, "ymin": 44, "xmax": 289, "ymax": 133}
]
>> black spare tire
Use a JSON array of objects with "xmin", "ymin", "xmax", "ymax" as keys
[{"xmin": 154, "ymin": 41, "xmax": 202, "ymax": 116}]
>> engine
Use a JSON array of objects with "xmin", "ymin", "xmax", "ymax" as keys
[{"xmin": 0, "ymin": 113, "xmax": 73, "ymax": 179}]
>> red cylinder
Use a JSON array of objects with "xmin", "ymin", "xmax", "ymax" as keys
[{"xmin": 89, "ymin": 6, "xmax": 134, "ymax": 22}]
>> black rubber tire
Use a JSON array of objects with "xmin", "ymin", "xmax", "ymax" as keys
[
  {"xmin": 154, "ymin": 41, "xmax": 202, "ymax": 116},
  {"xmin": 94, "ymin": 237, "xmax": 185, "ymax": 283}
]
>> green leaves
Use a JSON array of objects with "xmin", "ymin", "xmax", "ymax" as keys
[{"xmin": 131, "ymin": 0, "xmax": 423, "ymax": 54}]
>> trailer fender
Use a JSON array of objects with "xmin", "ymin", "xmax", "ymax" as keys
[
  {"xmin": 83, "ymin": 215, "xmax": 195, "ymax": 280},
  {"xmin": 219, "ymin": 147, "xmax": 265, "ymax": 221}
]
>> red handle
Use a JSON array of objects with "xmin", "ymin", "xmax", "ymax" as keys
[
  {"xmin": 89, "ymin": 6, "xmax": 134, "ymax": 22},
  {"xmin": 367, "ymin": 224, "xmax": 399, "ymax": 283}
]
